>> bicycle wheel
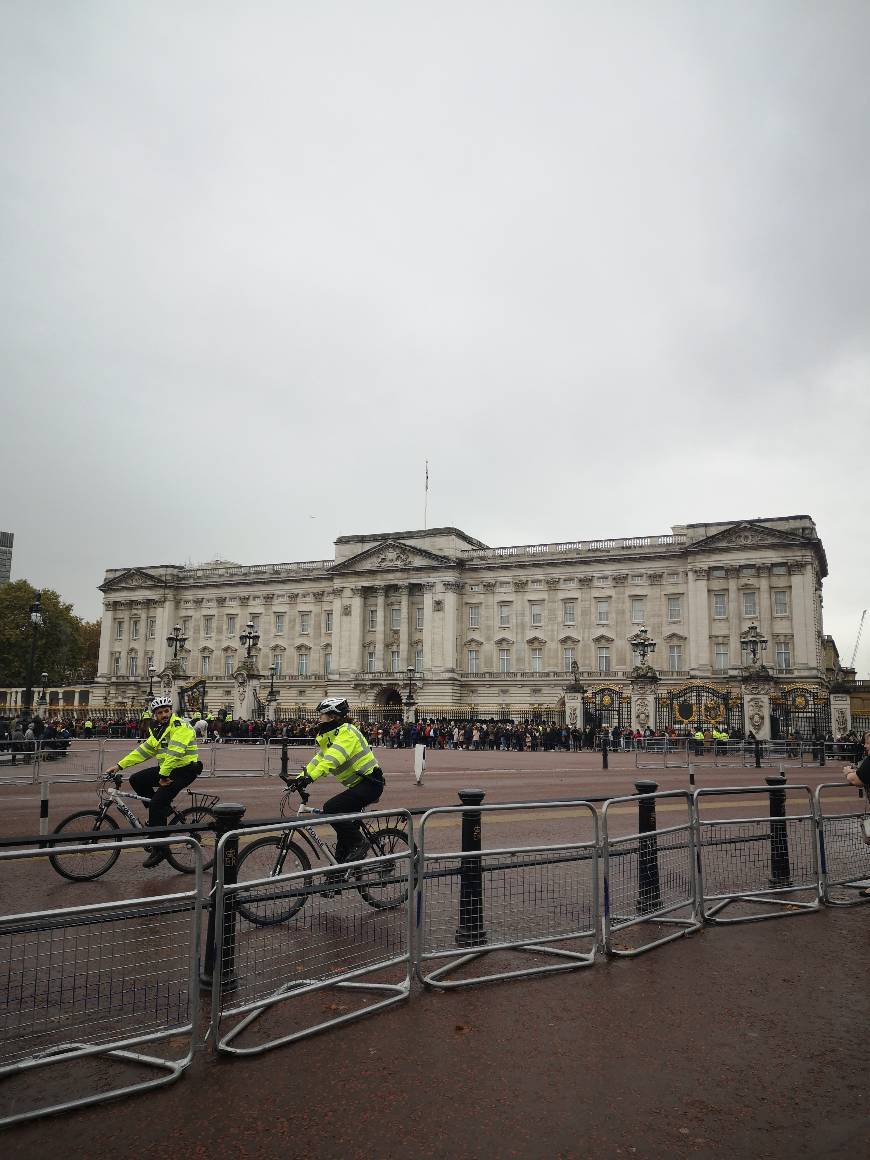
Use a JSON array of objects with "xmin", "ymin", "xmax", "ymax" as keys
[
  {"xmin": 164, "ymin": 807, "xmax": 217, "ymax": 874},
  {"xmin": 356, "ymin": 826, "xmax": 411, "ymax": 910},
  {"xmin": 48, "ymin": 811, "xmax": 121, "ymax": 881},
  {"xmin": 236, "ymin": 836, "xmax": 311, "ymax": 925}
]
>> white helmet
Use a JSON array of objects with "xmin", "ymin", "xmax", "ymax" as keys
[
  {"xmin": 315, "ymin": 697, "xmax": 349, "ymax": 718},
  {"xmin": 149, "ymin": 696, "xmax": 173, "ymax": 712}
]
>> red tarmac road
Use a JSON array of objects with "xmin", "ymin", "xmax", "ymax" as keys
[{"xmin": 1, "ymin": 748, "xmax": 867, "ymax": 1158}]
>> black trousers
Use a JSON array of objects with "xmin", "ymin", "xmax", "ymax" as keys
[
  {"xmin": 129, "ymin": 762, "xmax": 203, "ymax": 828},
  {"xmin": 323, "ymin": 776, "xmax": 384, "ymax": 861}
]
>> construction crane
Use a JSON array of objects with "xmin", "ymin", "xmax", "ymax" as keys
[{"xmin": 851, "ymin": 609, "xmax": 867, "ymax": 668}]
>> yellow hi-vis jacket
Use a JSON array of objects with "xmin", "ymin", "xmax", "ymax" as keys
[
  {"xmin": 118, "ymin": 714, "xmax": 199, "ymax": 781},
  {"xmin": 303, "ymin": 722, "xmax": 379, "ymax": 789}
]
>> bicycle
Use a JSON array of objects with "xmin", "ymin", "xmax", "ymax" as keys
[
  {"xmin": 234, "ymin": 777, "xmax": 410, "ymax": 925},
  {"xmin": 48, "ymin": 773, "xmax": 220, "ymax": 881}
]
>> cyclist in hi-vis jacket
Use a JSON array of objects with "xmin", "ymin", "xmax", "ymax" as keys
[
  {"xmin": 104, "ymin": 695, "xmax": 203, "ymax": 868},
  {"xmin": 287, "ymin": 698, "xmax": 384, "ymax": 863}
]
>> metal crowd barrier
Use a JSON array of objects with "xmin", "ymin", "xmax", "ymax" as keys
[
  {"xmin": 601, "ymin": 785, "xmax": 700, "ymax": 956},
  {"xmin": 415, "ymin": 794, "xmax": 599, "ymax": 989},
  {"xmin": 814, "ymin": 783, "xmax": 870, "ymax": 906},
  {"xmin": 208, "ymin": 808, "xmax": 414, "ymax": 1056},
  {"xmin": 0, "ymin": 837, "xmax": 202, "ymax": 1126},
  {"xmin": 694, "ymin": 781, "xmax": 821, "ymax": 923}
]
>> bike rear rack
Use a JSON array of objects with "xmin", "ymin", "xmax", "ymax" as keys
[{"xmin": 187, "ymin": 790, "xmax": 220, "ymax": 811}]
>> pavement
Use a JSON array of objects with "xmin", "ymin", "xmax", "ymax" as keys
[{"xmin": 1, "ymin": 747, "xmax": 867, "ymax": 1158}]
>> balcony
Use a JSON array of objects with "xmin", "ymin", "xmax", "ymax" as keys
[
  {"xmin": 461, "ymin": 533, "xmax": 686, "ymax": 563},
  {"xmin": 354, "ymin": 671, "xmax": 427, "ymax": 681}
]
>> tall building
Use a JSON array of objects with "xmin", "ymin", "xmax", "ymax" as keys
[
  {"xmin": 94, "ymin": 515, "xmax": 846, "ymax": 738},
  {"xmin": 0, "ymin": 532, "xmax": 13, "ymax": 584}
]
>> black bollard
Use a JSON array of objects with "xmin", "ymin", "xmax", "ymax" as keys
[
  {"xmin": 602, "ymin": 738, "xmax": 609, "ymax": 770},
  {"xmin": 754, "ymin": 739, "xmax": 762, "ymax": 769},
  {"xmin": 280, "ymin": 738, "xmax": 289, "ymax": 779},
  {"xmin": 454, "ymin": 789, "xmax": 488, "ymax": 948},
  {"xmin": 634, "ymin": 780, "xmax": 661, "ymax": 913},
  {"xmin": 765, "ymin": 774, "xmax": 791, "ymax": 887},
  {"xmin": 200, "ymin": 802, "xmax": 247, "ymax": 991},
  {"xmin": 818, "ymin": 741, "xmax": 826, "ymax": 768}
]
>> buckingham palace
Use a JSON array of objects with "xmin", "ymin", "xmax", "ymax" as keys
[{"xmin": 91, "ymin": 514, "xmax": 856, "ymax": 741}]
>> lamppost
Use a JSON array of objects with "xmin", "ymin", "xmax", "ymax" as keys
[
  {"xmin": 22, "ymin": 592, "xmax": 44, "ymax": 724},
  {"xmin": 570, "ymin": 660, "xmax": 582, "ymax": 693},
  {"xmin": 166, "ymin": 623, "xmax": 187, "ymax": 662},
  {"xmin": 36, "ymin": 672, "xmax": 48, "ymax": 720},
  {"xmin": 239, "ymin": 621, "xmax": 260, "ymax": 660},
  {"xmin": 628, "ymin": 625, "xmax": 658, "ymax": 672},
  {"xmin": 265, "ymin": 662, "xmax": 278, "ymax": 722},
  {"xmin": 740, "ymin": 623, "xmax": 768, "ymax": 669},
  {"xmin": 147, "ymin": 663, "xmax": 157, "ymax": 697}
]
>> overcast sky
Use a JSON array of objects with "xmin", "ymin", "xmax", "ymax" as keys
[{"xmin": 1, "ymin": 1, "xmax": 868, "ymax": 673}]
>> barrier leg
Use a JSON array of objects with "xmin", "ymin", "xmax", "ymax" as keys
[
  {"xmin": 455, "ymin": 789, "xmax": 488, "ymax": 948},
  {"xmin": 280, "ymin": 739, "xmax": 289, "ymax": 779},
  {"xmin": 765, "ymin": 774, "xmax": 792, "ymax": 887},
  {"xmin": 201, "ymin": 802, "xmax": 247, "ymax": 991},
  {"xmin": 602, "ymin": 739, "xmax": 609, "ymax": 770},
  {"xmin": 39, "ymin": 780, "xmax": 50, "ymax": 848},
  {"xmin": 754, "ymin": 740, "xmax": 762, "ymax": 769},
  {"xmin": 634, "ymin": 780, "xmax": 661, "ymax": 913}
]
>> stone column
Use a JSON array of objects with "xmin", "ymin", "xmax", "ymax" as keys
[
  {"xmin": 330, "ymin": 588, "xmax": 343, "ymax": 679},
  {"xmin": 483, "ymin": 581, "xmax": 497, "ymax": 671},
  {"xmin": 441, "ymin": 580, "xmax": 462, "ymax": 672},
  {"xmin": 422, "ymin": 582, "xmax": 436, "ymax": 671},
  {"xmin": 757, "ymin": 564, "xmax": 773, "ymax": 646},
  {"xmin": 687, "ymin": 567, "xmax": 710, "ymax": 673},
  {"xmin": 513, "ymin": 580, "xmax": 528, "ymax": 671},
  {"xmin": 829, "ymin": 693, "xmax": 851, "ymax": 738},
  {"xmin": 97, "ymin": 602, "xmax": 115, "ymax": 676},
  {"xmin": 789, "ymin": 561, "xmax": 816, "ymax": 672},
  {"xmin": 374, "ymin": 586, "xmax": 386, "ymax": 670},
  {"xmin": 612, "ymin": 575, "xmax": 629, "ymax": 669},
  {"xmin": 726, "ymin": 566, "xmax": 740, "ymax": 673},
  {"xmin": 399, "ymin": 584, "xmax": 410, "ymax": 670},
  {"xmin": 545, "ymin": 578, "xmax": 561, "ymax": 672}
]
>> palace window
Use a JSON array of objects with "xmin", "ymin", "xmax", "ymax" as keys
[
  {"xmin": 298, "ymin": 652, "xmax": 309, "ymax": 677},
  {"xmin": 415, "ymin": 607, "xmax": 424, "ymax": 630},
  {"xmin": 415, "ymin": 648, "xmax": 424, "ymax": 673},
  {"xmin": 668, "ymin": 644, "xmax": 683, "ymax": 671},
  {"xmin": 773, "ymin": 590, "xmax": 789, "ymax": 616},
  {"xmin": 563, "ymin": 601, "xmax": 576, "ymax": 625},
  {"xmin": 272, "ymin": 653, "xmax": 282, "ymax": 676},
  {"xmin": 368, "ymin": 608, "xmax": 377, "ymax": 630},
  {"xmin": 274, "ymin": 613, "xmax": 284, "ymax": 634},
  {"xmin": 468, "ymin": 604, "xmax": 481, "ymax": 628},
  {"xmin": 367, "ymin": 650, "xmax": 376, "ymax": 673},
  {"xmin": 390, "ymin": 649, "xmax": 400, "ymax": 673},
  {"xmin": 597, "ymin": 647, "xmax": 610, "ymax": 673},
  {"xmin": 390, "ymin": 606, "xmax": 401, "ymax": 630},
  {"xmin": 128, "ymin": 654, "xmax": 138, "ymax": 677},
  {"xmin": 324, "ymin": 610, "xmax": 333, "ymax": 633},
  {"xmin": 226, "ymin": 614, "xmax": 237, "ymax": 636},
  {"xmin": 498, "ymin": 604, "xmax": 511, "ymax": 628},
  {"xmin": 299, "ymin": 611, "xmax": 310, "ymax": 634},
  {"xmin": 147, "ymin": 618, "xmax": 156, "ymax": 639},
  {"xmin": 630, "ymin": 597, "xmax": 645, "ymax": 624},
  {"xmin": 531, "ymin": 648, "xmax": 543, "ymax": 673},
  {"xmin": 530, "ymin": 603, "xmax": 543, "ymax": 627},
  {"xmin": 248, "ymin": 615, "xmax": 259, "ymax": 633},
  {"xmin": 596, "ymin": 599, "xmax": 610, "ymax": 625},
  {"xmin": 201, "ymin": 655, "xmax": 210, "ymax": 676},
  {"xmin": 130, "ymin": 619, "xmax": 140, "ymax": 640},
  {"xmin": 324, "ymin": 651, "xmax": 332, "ymax": 676},
  {"xmin": 714, "ymin": 643, "xmax": 729, "ymax": 673},
  {"xmin": 224, "ymin": 656, "xmax": 234, "ymax": 676},
  {"xmin": 182, "ymin": 617, "xmax": 192, "ymax": 635},
  {"xmin": 713, "ymin": 593, "xmax": 727, "ymax": 619},
  {"xmin": 112, "ymin": 653, "xmax": 121, "ymax": 675},
  {"xmin": 115, "ymin": 620, "xmax": 124, "ymax": 640},
  {"xmin": 775, "ymin": 642, "xmax": 792, "ymax": 671},
  {"xmin": 742, "ymin": 590, "xmax": 758, "ymax": 618},
  {"xmin": 203, "ymin": 615, "xmax": 214, "ymax": 637},
  {"xmin": 563, "ymin": 647, "xmax": 575, "ymax": 671},
  {"xmin": 499, "ymin": 649, "xmax": 511, "ymax": 673},
  {"xmin": 667, "ymin": 595, "xmax": 682, "ymax": 622},
  {"xmin": 467, "ymin": 649, "xmax": 479, "ymax": 674}
]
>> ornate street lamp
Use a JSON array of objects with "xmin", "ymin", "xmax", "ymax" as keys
[
  {"xmin": 740, "ymin": 623, "xmax": 768, "ymax": 668},
  {"xmin": 239, "ymin": 621, "xmax": 260, "ymax": 659},
  {"xmin": 36, "ymin": 671, "xmax": 48, "ymax": 718},
  {"xmin": 628, "ymin": 625, "xmax": 657, "ymax": 671},
  {"xmin": 147, "ymin": 663, "xmax": 157, "ymax": 697},
  {"xmin": 22, "ymin": 593, "xmax": 44, "ymax": 723},
  {"xmin": 267, "ymin": 662, "xmax": 278, "ymax": 701},
  {"xmin": 166, "ymin": 623, "xmax": 187, "ymax": 660},
  {"xmin": 405, "ymin": 665, "xmax": 416, "ymax": 707}
]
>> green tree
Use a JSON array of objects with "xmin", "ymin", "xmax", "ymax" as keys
[{"xmin": 0, "ymin": 581, "xmax": 98, "ymax": 687}]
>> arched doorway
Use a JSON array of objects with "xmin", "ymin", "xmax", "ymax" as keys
[{"xmin": 375, "ymin": 687, "xmax": 403, "ymax": 708}]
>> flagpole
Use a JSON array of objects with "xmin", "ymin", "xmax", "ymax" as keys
[{"xmin": 424, "ymin": 460, "xmax": 429, "ymax": 530}]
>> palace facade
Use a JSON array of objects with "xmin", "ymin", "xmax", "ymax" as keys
[{"xmin": 92, "ymin": 515, "xmax": 855, "ymax": 739}]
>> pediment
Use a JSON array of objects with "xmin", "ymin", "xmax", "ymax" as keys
[
  {"xmin": 592, "ymin": 633, "xmax": 615, "ymax": 644},
  {"xmin": 330, "ymin": 538, "xmax": 453, "ymax": 573},
  {"xmin": 464, "ymin": 636, "xmax": 484, "ymax": 647},
  {"xmin": 526, "ymin": 635, "xmax": 547, "ymax": 646},
  {"xmin": 663, "ymin": 632, "xmax": 687, "ymax": 642},
  {"xmin": 689, "ymin": 522, "xmax": 810, "ymax": 553},
  {"xmin": 559, "ymin": 634, "xmax": 580, "ymax": 645},
  {"xmin": 100, "ymin": 568, "xmax": 166, "ymax": 592},
  {"xmin": 494, "ymin": 636, "xmax": 514, "ymax": 646}
]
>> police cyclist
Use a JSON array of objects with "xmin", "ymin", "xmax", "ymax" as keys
[
  {"xmin": 104, "ymin": 695, "xmax": 203, "ymax": 868},
  {"xmin": 288, "ymin": 697, "xmax": 384, "ymax": 864}
]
